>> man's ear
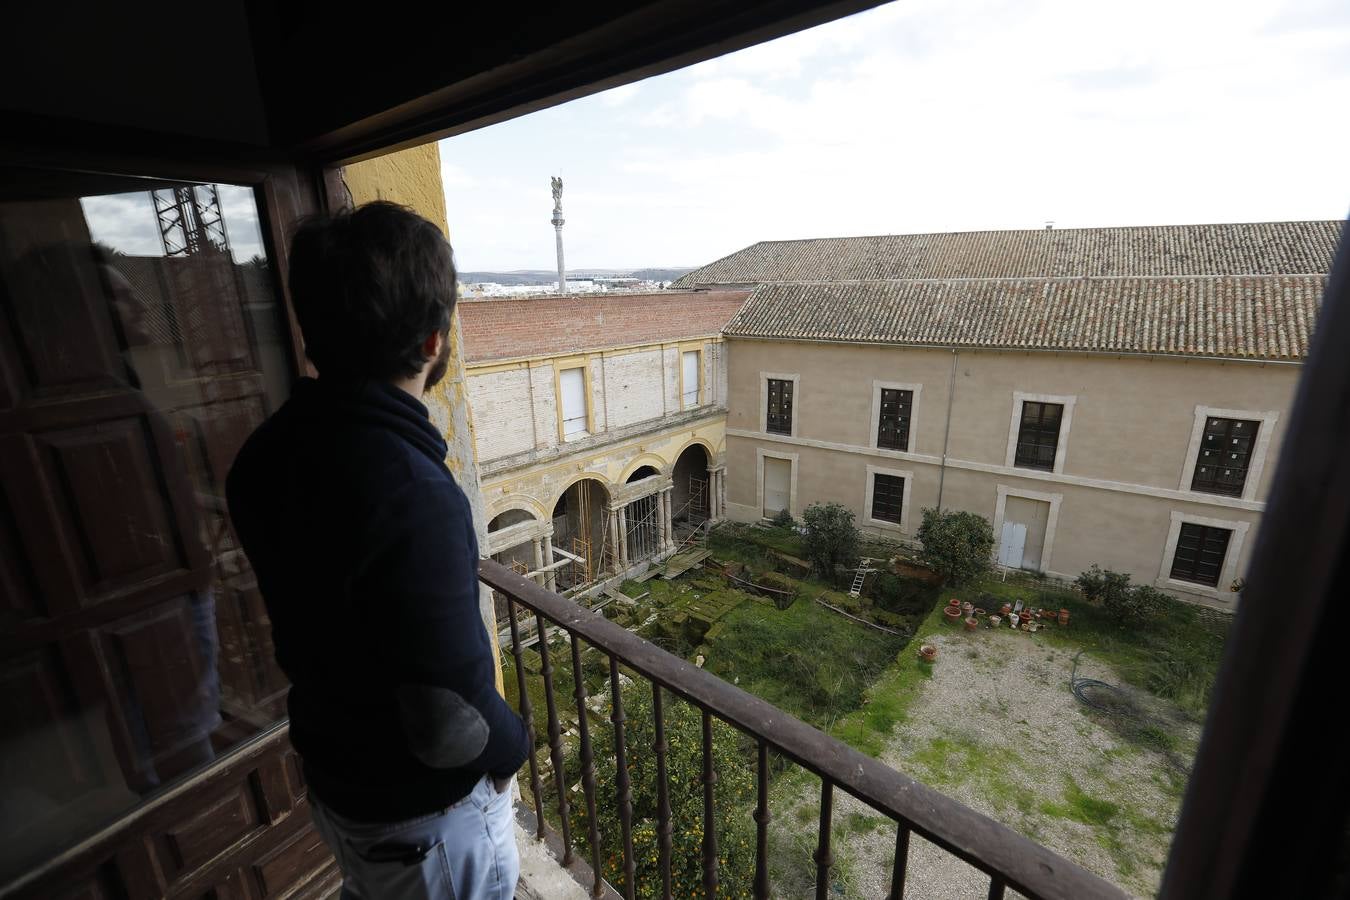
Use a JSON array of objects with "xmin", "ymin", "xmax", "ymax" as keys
[{"xmin": 421, "ymin": 330, "xmax": 442, "ymax": 360}]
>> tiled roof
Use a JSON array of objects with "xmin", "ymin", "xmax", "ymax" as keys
[
  {"xmin": 724, "ymin": 276, "xmax": 1327, "ymax": 361},
  {"xmin": 674, "ymin": 221, "xmax": 1342, "ymax": 287},
  {"xmin": 458, "ymin": 291, "xmax": 751, "ymax": 363}
]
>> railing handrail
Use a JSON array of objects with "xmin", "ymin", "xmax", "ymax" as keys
[{"xmin": 479, "ymin": 559, "xmax": 1127, "ymax": 900}]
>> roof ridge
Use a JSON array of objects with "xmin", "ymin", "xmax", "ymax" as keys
[{"xmin": 736, "ymin": 220, "xmax": 1344, "ymax": 246}]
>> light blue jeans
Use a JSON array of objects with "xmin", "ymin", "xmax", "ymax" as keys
[{"xmin": 309, "ymin": 775, "xmax": 518, "ymax": 900}]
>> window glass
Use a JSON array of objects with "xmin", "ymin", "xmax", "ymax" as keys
[
  {"xmin": 1191, "ymin": 417, "xmax": 1259, "ymax": 497},
  {"xmin": 0, "ymin": 170, "xmax": 293, "ymax": 881},
  {"xmin": 560, "ymin": 366, "xmax": 588, "ymax": 437},
  {"xmin": 1170, "ymin": 523, "xmax": 1232, "ymax": 586},
  {"xmin": 682, "ymin": 350, "xmax": 700, "ymax": 408},
  {"xmin": 1014, "ymin": 401, "xmax": 1063, "ymax": 470},
  {"xmin": 877, "ymin": 388, "xmax": 912, "ymax": 450},
  {"xmin": 871, "ymin": 474, "xmax": 905, "ymax": 524},
  {"xmin": 766, "ymin": 378, "xmax": 793, "ymax": 435}
]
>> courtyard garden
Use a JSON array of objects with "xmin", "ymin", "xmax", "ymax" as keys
[{"xmin": 502, "ymin": 508, "xmax": 1230, "ymax": 898}]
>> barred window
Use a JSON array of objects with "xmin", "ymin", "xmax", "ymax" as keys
[
  {"xmin": 1191, "ymin": 417, "xmax": 1259, "ymax": 497},
  {"xmin": 871, "ymin": 474, "xmax": 905, "ymax": 524},
  {"xmin": 877, "ymin": 388, "xmax": 912, "ymax": 451},
  {"xmin": 1014, "ymin": 401, "xmax": 1063, "ymax": 470},
  {"xmin": 767, "ymin": 378, "xmax": 793, "ymax": 435}
]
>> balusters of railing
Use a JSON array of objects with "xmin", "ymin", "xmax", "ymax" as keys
[
  {"xmin": 988, "ymin": 878, "xmax": 1007, "ymax": 900},
  {"xmin": 652, "ymin": 685, "xmax": 673, "ymax": 900},
  {"xmin": 754, "ymin": 741, "xmax": 771, "ymax": 899},
  {"xmin": 888, "ymin": 825, "xmax": 910, "ymax": 900},
  {"xmin": 506, "ymin": 598, "xmax": 546, "ymax": 840},
  {"xmin": 701, "ymin": 710, "xmax": 719, "ymax": 898},
  {"xmin": 608, "ymin": 656, "xmax": 636, "ymax": 900},
  {"xmin": 534, "ymin": 613, "xmax": 572, "ymax": 862},
  {"xmin": 814, "ymin": 780, "xmax": 835, "ymax": 900},
  {"xmin": 570, "ymin": 633, "xmax": 603, "ymax": 897}
]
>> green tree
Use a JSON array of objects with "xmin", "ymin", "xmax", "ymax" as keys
[
  {"xmin": 915, "ymin": 508, "xmax": 994, "ymax": 586},
  {"xmin": 572, "ymin": 686, "xmax": 756, "ymax": 899},
  {"xmin": 800, "ymin": 502, "xmax": 860, "ymax": 578}
]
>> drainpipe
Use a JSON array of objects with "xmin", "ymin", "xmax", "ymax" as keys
[{"xmin": 936, "ymin": 349, "xmax": 958, "ymax": 512}]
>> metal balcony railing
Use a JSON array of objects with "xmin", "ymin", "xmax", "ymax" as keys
[{"xmin": 479, "ymin": 559, "xmax": 1128, "ymax": 900}]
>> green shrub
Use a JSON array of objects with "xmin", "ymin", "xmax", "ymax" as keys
[
  {"xmin": 770, "ymin": 507, "xmax": 795, "ymax": 528},
  {"xmin": 1076, "ymin": 565, "xmax": 1170, "ymax": 627},
  {"xmin": 801, "ymin": 502, "xmax": 860, "ymax": 577},
  {"xmin": 915, "ymin": 508, "xmax": 994, "ymax": 586},
  {"xmin": 573, "ymin": 687, "xmax": 756, "ymax": 899}
]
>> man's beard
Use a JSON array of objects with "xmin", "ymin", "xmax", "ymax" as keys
[{"xmin": 424, "ymin": 335, "xmax": 452, "ymax": 392}]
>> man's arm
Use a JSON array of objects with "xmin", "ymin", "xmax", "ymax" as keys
[{"xmin": 357, "ymin": 478, "xmax": 529, "ymax": 775}]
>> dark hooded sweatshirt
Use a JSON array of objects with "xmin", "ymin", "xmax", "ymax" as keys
[{"xmin": 226, "ymin": 377, "xmax": 528, "ymax": 821}]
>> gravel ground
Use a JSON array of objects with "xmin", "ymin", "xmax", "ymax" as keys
[{"xmin": 775, "ymin": 627, "xmax": 1198, "ymax": 898}]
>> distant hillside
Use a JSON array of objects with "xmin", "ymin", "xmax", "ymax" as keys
[{"xmin": 460, "ymin": 267, "xmax": 693, "ymax": 285}]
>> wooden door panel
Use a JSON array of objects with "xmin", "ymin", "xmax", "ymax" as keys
[
  {"xmin": 251, "ymin": 825, "xmax": 331, "ymax": 899},
  {"xmin": 160, "ymin": 783, "xmax": 265, "ymax": 878},
  {"xmin": 0, "ymin": 484, "xmax": 42, "ymax": 623},
  {"xmin": 181, "ymin": 397, "xmax": 268, "ymax": 493},
  {"xmin": 36, "ymin": 417, "xmax": 190, "ymax": 601}
]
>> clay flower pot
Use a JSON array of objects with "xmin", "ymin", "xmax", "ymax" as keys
[
  {"xmin": 1000, "ymin": 603, "xmax": 1012, "ymax": 616},
  {"xmin": 1009, "ymin": 613, "xmax": 1020, "ymax": 629},
  {"xmin": 989, "ymin": 615, "xmax": 1002, "ymax": 627},
  {"xmin": 1058, "ymin": 608, "xmax": 1070, "ymax": 626},
  {"xmin": 943, "ymin": 605, "xmax": 963, "ymax": 624},
  {"xmin": 964, "ymin": 616, "xmax": 978, "ymax": 632},
  {"xmin": 948, "ymin": 598, "xmax": 961, "ymax": 608},
  {"xmin": 961, "ymin": 601, "xmax": 974, "ymax": 615},
  {"xmin": 973, "ymin": 608, "xmax": 986, "ymax": 618},
  {"xmin": 918, "ymin": 644, "xmax": 938, "ymax": 663}
]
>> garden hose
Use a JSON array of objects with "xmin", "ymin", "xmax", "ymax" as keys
[{"xmin": 1070, "ymin": 649, "xmax": 1120, "ymax": 710}]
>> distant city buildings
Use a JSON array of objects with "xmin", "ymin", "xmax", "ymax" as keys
[{"xmin": 461, "ymin": 277, "xmax": 671, "ymax": 298}]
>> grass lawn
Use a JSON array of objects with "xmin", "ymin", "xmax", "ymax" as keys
[{"xmin": 769, "ymin": 572, "xmax": 1230, "ymax": 898}]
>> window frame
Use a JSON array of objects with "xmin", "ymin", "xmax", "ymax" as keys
[
  {"xmin": 1178, "ymin": 406, "xmax": 1280, "ymax": 502},
  {"xmin": 760, "ymin": 371, "xmax": 799, "ymax": 437},
  {"xmin": 554, "ymin": 359, "xmax": 593, "ymax": 441},
  {"xmin": 680, "ymin": 347, "xmax": 701, "ymax": 409},
  {"xmin": 1004, "ymin": 391, "xmax": 1077, "ymax": 475},
  {"xmin": 1158, "ymin": 510, "xmax": 1251, "ymax": 599},
  {"xmin": 863, "ymin": 464, "xmax": 914, "ymax": 531},
  {"xmin": 869, "ymin": 380, "xmax": 922, "ymax": 453}
]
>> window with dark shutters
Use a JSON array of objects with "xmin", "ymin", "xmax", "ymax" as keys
[
  {"xmin": 1014, "ymin": 401, "xmax": 1063, "ymax": 470},
  {"xmin": 1191, "ymin": 417, "xmax": 1259, "ymax": 497},
  {"xmin": 766, "ymin": 378, "xmax": 793, "ymax": 435},
  {"xmin": 871, "ymin": 474, "xmax": 905, "ymax": 524},
  {"xmin": 877, "ymin": 388, "xmax": 912, "ymax": 450},
  {"xmin": 1170, "ymin": 523, "xmax": 1232, "ymax": 586}
]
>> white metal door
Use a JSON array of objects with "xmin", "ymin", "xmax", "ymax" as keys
[
  {"xmin": 763, "ymin": 457, "xmax": 791, "ymax": 518},
  {"xmin": 998, "ymin": 521, "xmax": 1027, "ymax": 569}
]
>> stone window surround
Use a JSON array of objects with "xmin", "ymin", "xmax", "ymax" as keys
[
  {"xmin": 862, "ymin": 464, "xmax": 914, "ymax": 532},
  {"xmin": 868, "ymin": 380, "xmax": 923, "ymax": 453},
  {"xmin": 1004, "ymin": 391, "xmax": 1077, "ymax": 475},
  {"xmin": 760, "ymin": 371, "xmax": 801, "ymax": 438},
  {"xmin": 1177, "ymin": 405, "xmax": 1280, "ymax": 502},
  {"xmin": 755, "ymin": 447, "xmax": 799, "ymax": 519},
  {"xmin": 1157, "ymin": 510, "xmax": 1250, "ymax": 599}
]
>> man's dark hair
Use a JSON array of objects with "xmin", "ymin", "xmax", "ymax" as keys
[{"xmin": 289, "ymin": 201, "xmax": 457, "ymax": 380}]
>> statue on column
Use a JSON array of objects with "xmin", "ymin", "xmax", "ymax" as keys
[{"xmin": 551, "ymin": 176, "xmax": 563, "ymax": 216}]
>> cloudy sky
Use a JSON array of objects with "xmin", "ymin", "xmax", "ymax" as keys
[
  {"xmin": 438, "ymin": 0, "xmax": 1350, "ymax": 272},
  {"xmin": 82, "ymin": 184, "xmax": 266, "ymax": 265}
]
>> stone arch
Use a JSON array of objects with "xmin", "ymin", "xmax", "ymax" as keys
[
  {"xmin": 485, "ymin": 493, "xmax": 548, "ymax": 523},
  {"xmin": 619, "ymin": 453, "xmax": 669, "ymax": 482},
  {"xmin": 669, "ymin": 435, "xmax": 717, "ymax": 468},
  {"xmin": 671, "ymin": 442, "xmax": 712, "ymax": 525},
  {"xmin": 487, "ymin": 508, "xmax": 537, "ymax": 532},
  {"xmin": 550, "ymin": 475, "xmax": 613, "ymax": 589}
]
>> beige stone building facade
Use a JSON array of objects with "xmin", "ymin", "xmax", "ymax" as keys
[
  {"xmin": 673, "ymin": 222, "xmax": 1341, "ymax": 608},
  {"xmin": 457, "ymin": 291, "xmax": 748, "ymax": 593}
]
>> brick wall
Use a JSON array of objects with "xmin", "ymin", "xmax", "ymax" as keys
[{"xmin": 458, "ymin": 291, "xmax": 749, "ymax": 363}]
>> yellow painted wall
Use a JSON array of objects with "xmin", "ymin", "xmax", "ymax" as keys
[{"xmin": 342, "ymin": 145, "xmax": 504, "ymax": 690}]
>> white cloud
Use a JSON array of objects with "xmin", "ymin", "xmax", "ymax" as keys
[
  {"xmin": 438, "ymin": 0, "xmax": 1350, "ymax": 269},
  {"xmin": 599, "ymin": 83, "xmax": 642, "ymax": 107}
]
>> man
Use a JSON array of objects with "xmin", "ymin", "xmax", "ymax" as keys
[{"xmin": 227, "ymin": 202, "xmax": 528, "ymax": 899}]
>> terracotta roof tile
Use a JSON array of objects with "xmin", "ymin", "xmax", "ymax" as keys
[{"xmin": 724, "ymin": 276, "xmax": 1328, "ymax": 361}]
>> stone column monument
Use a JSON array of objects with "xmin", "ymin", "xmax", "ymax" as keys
[{"xmin": 551, "ymin": 176, "xmax": 567, "ymax": 294}]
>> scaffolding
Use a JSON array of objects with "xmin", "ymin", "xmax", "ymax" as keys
[{"xmin": 624, "ymin": 493, "xmax": 662, "ymax": 564}]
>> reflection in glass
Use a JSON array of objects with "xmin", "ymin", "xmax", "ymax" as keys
[{"xmin": 0, "ymin": 170, "xmax": 293, "ymax": 881}]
